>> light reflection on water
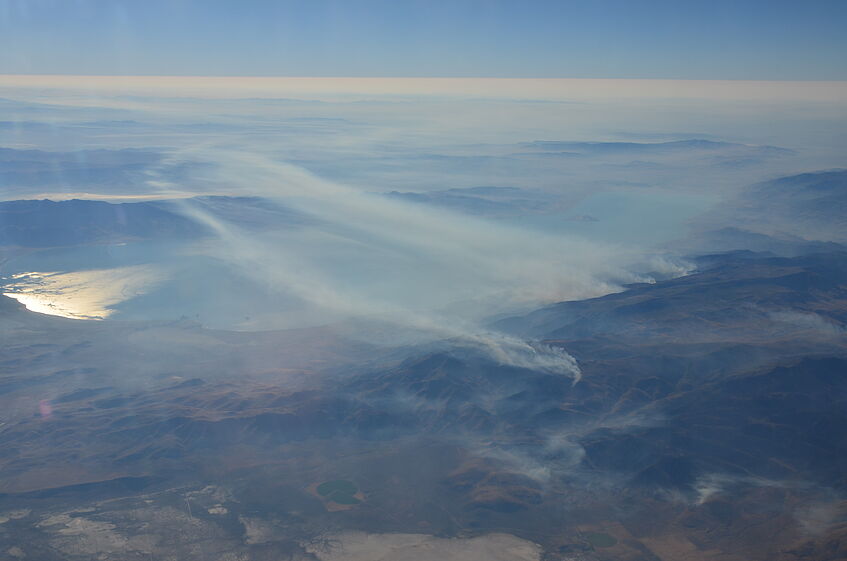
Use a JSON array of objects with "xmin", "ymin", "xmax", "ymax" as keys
[{"xmin": 2, "ymin": 266, "xmax": 165, "ymax": 320}]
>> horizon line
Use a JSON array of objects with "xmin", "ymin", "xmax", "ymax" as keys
[{"xmin": 2, "ymin": 74, "xmax": 847, "ymax": 83}]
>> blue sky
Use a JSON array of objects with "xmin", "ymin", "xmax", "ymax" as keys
[{"xmin": 1, "ymin": 0, "xmax": 846, "ymax": 79}]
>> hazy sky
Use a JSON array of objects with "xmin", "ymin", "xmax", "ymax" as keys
[{"xmin": 1, "ymin": 0, "xmax": 846, "ymax": 79}]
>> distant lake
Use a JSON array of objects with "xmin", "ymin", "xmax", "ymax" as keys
[{"xmin": 0, "ymin": 240, "xmax": 306, "ymax": 329}]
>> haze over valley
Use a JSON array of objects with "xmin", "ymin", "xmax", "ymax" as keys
[{"xmin": 1, "ymin": 2, "xmax": 847, "ymax": 555}]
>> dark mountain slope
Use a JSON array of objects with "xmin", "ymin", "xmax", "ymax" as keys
[
  {"xmin": 0, "ymin": 196, "xmax": 308, "ymax": 247},
  {"xmin": 0, "ymin": 198, "xmax": 206, "ymax": 247},
  {"xmin": 496, "ymin": 250, "xmax": 847, "ymax": 343}
]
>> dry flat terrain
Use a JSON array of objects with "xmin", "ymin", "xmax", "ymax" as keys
[{"xmin": 304, "ymin": 532, "xmax": 542, "ymax": 561}]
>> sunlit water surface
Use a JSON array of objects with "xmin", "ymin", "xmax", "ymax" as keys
[{"xmin": 2, "ymin": 266, "xmax": 165, "ymax": 320}]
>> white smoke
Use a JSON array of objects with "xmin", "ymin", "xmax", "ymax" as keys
[{"xmin": 146, "ymin": 147, "xmax": 690, "ymax": 381}]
